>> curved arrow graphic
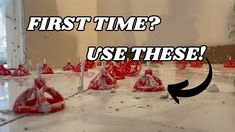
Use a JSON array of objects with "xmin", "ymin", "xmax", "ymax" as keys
[{"xmin": 167, "ymin": 58, "xmax": 213, "ymax": 104}]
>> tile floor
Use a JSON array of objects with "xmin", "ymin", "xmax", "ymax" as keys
[{"xmin": 0, "ymin": 63, "xmax": 235, "ymax": 132}]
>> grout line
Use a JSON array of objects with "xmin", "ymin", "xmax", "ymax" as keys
[
  {"xmin": 64, "ymin": 88, "xmax": 90, "ymax": 100},
  {"xmin": 0, "ymin": 115, "xmax": 26, "ymax": 127}
]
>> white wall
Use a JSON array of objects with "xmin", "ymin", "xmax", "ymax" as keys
[
  {"xmin": 0, "ymin": 0, "xmax": 6, "ymax": 64},
  {"xmin": 5, "ymin": 0, "xmax": 25, "ymax": 68}
]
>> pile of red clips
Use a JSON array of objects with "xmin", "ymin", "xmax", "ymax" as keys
[
  {"xmin": 63, "ymin": 62, "xmax": 75, "ymax": 71},
  {"xmin": 190, "ymin": 61, "xmax": 203, "ymax": 68},
  {"xmin": 12, "ymin": 64, "xmax": 30, "ymax": 76},
  {"xmin": 13, "ymin": 64, "xmax": 65, "ymax": 114},
  {"xmin": 134, "ymin": 69, "xmax": 164, "ymax": 92},
  {"xmin": 89, "ymin": 68, "xmax": 117, "ymax": 90},
  {"xmin": 224, "ymin": 57, "xmax": 235, "ymax": 68},
  {"xmin": 175, "ymin": 61, "xmax": 188, "ymax": 70},
  {"xmin": 0, "ymin": 64, "xmax": 11, "ymax": 76}
]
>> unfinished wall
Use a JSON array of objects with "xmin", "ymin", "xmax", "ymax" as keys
[
  {"xmin": 24, "ymin": 0, "xmax": 97, "ymax": 70},
  {"xmin": 98, "ymin": 0, "xmax": 235, "ymax": 46},
  {"xmin": 205, "ymin": 44, "xmax": 235, "ymax": 63},
  {"xmin": 97, "ymin": 0, "xmax": 135, "ymax": 46},
  {"xmin": 24, "ymin": 0, "xmax": 235, "ymax": 67},
  {"xmin": 97, "ymin": 0, "xmax": 235, "ymax": 63}
]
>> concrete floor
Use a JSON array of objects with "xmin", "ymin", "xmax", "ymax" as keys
[{"xmin": 0, "ymin": 63, "xmax": 235, "ymax": 132}]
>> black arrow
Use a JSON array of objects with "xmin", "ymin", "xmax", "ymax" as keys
[{"xmin": 168, "ymin": 58, "xmax": 213, "ymax": 104}]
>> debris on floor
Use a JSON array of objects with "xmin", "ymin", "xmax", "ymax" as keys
[
  {"xmin": 0, "ymin": 117, "xmax": 6, "ymax": 122},
  {"xmin": 137, "ymin": 105, "xmax": 145, "ymax": 109},
  {"xmin": 160, "ymin": 93, "xmax": 169, "ymax": 99},
  {"xmin": 207, "ymin": 84, "xmax": 220, "ymax": 93},
  {"xmin": 133, "ymin": 96, "xmax": 141, "ymax": 99},
  {"xmin": 110, "ymin": 89, "xmax": 116, "ymax": 93},
  {"xmin": 132, "ymin": 89, "xmax": 137, "ymax": 92},
  {"xmin": 24, "ymin": 127, "xmax": 29, "ymax": 131}
]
